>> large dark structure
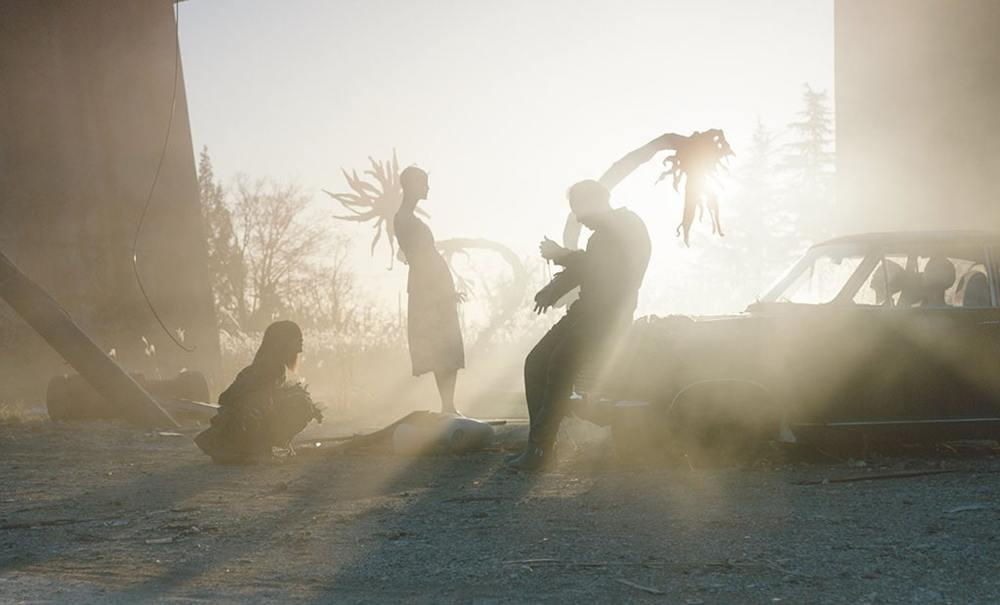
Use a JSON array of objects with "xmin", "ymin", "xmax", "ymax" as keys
[
  {"xmin": 835, "ymin": 0, "xmax": 1000, "ymax": 231},
  {"xmin": 0, "ymin": 1, "xmax": 219, "ymax": 401}
]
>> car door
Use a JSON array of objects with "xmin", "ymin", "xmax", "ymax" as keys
[{"xmin": 883, "ymin": 243, "xmax": 1000, "ymax": 426}]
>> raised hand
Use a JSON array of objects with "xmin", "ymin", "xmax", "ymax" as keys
[{"xmin": 539, "ymin": 237, "xmax": 567, "ymax": 262}]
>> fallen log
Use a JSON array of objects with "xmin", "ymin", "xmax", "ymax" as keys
[
  {"xmin": 47, "ymin": 370, "xmax": 212, "ymax": 424},
  {"xmin": 0, "ymin": 248, "xmax": 177, "ymax": 427},
  {"xmin": 791, "ymin": 469, "xmax": 957, "ymax": 486}
]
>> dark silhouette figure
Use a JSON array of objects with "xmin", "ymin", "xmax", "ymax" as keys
[
  {"xmin": 194, "ymin": 320, "xmax": 321, "ymax": 464},
  {"xmin": 508, "ymin": 180, "xmax": 651, "ymax": 471},
  {"xmin": 919, "ymin": 257, "xmax": 956, "ymax": 307},
  {"xmin": 394, "ymin": 166, "xmax": 465, "ymax": 415},
  {"xmin": 961, "ymin": 271, "xmax": 990, "ymax": 307},
  {"xmin": 870, "ymin": 259, "xmax": 909, "ymax": 306}
]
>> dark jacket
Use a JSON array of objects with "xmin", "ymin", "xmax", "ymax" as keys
[
  {"xmin": 541, "ymin": 207, "xmax": 651, "ymax": 325},
  {"xmin": 195, "ymin": 364, "xmax": 319, "ymax": 463}
]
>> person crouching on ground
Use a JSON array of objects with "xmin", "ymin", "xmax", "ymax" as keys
[
  {"xmin": 195, "ymin": 320, "xmax": 322, "ymax": 464},
  {"xmin": 507, "ymin": 180, "xmax": 651, "ymax": 471}
]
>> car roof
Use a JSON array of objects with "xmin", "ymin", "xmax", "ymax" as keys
[{"xmin": 814, "ymin": 231, "xmax": 1000, "ymax": 248}]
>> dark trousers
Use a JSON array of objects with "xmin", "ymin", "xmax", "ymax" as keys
[{"xmin": 525, "ymin": 312, "xmax": 612, "ymax": 448}]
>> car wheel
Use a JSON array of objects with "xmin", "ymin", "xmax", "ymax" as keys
[{"xmin": 667, "ymin": 379, "xmax": 778, "ymax": 466}]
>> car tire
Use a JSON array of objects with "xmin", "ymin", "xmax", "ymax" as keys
[{"xmin": 667, "ymin": 379, "xmax": 778, "ymax": 466}]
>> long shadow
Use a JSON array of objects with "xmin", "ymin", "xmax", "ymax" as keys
[
  {"xmin": 314, "ymin": 451, "xmax": 543, "ymax": 601},
  {"xmin": 0, "ymin": 458, "xmax": 231, "ymax": 572},
  {"xmin": 3, "ymin": 419, "xmax": 544, "ymax": 601},
  {"xmin": 546, "ymin": 446, "xmax": 1000, "ymax": 601},
  {"xmin": 2, "ymin": 422, "xmax": 419, "ymax": 583},
  {"xmin": 106, "ymin": 435, "xmax": 455, "ymax": 601}
]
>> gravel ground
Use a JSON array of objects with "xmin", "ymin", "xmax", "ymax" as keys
[{"xmin": 2, "ymin": 417, "xmax": 1000, "ymax": 604}]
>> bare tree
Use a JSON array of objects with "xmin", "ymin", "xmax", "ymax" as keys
[
  {"xmin": 199, "ymin": 150, "xmax": 363, "ymax": 334},
  {"xmin": 284, "ymin": 232, "xmax": 356, "ymax": 330},
  {"xmin": 229, "ymin": 176, "xmax": 329, "ymax": 329}
]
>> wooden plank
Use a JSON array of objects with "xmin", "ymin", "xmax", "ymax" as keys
[{"xmin": 0, "ymin": 248, "xmax": 178, "ymax": 427}]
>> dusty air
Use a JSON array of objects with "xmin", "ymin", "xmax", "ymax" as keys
[{"xmin": 2, "ymin": 1, "xmax": 1000, "ymax": 602}]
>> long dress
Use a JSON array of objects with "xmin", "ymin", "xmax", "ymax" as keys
[{"xmin": 394, "ymin": 212, "xmax": 466, "ymax": 376}]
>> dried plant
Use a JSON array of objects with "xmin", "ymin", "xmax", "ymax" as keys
[
  {"xmin": 326, "ymin": 152, "xmax": 533, "ymax": 349},
  {"xmin": 324, "ymin": 150, "xmax": 428, "ymax": 268},
  {"xmin": 655, "ymin": 129, "xmax": 734, "ymax": 246}
]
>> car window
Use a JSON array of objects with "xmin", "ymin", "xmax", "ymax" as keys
[
  {"xmin": 852, "ymin": 266, "xmax": 879, "ymax": 305},
  {"xmin": 777, "ymin": 253, "xmax": 867, "ymax": 305},
  {"xmin": 765, "ymin": 241, "xmax": 997, "ymax": 308},
  {"xmin": 864, "ymin": 246, "xmax": 993, "ymax": 308},
  {"xmin": 860, "ymin": 255, "xmax": 910, "ymax": 306}
]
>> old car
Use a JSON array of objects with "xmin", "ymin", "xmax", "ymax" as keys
[{"xmin": 578, "ymin": 231, "xmax": 1000, "ymax": 458}]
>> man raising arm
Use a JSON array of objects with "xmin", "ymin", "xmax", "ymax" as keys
[{"xmin": 508, "ymin": 180, "xmax": 651, "ymax": 471}]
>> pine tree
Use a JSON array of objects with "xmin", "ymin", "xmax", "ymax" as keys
[
  {"xmin": 783, "ymin": 84, "xmax": 835, "ymax": 242},
  {"xmin": 197, "ymin": 147, "xmax": 246, "ymax": 329},
  {"xmin": 717, "ymin": 119, "xmax": 800, "ymax": 305},
  {"xmin": 742, "ymin": 119, "xmax": 783, "ymax": 295}
]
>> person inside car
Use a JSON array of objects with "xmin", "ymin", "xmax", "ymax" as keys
[
  {"xmin": 918, "ymin": 256, "xmax": 957, "ymax": 307},
  {"xmin": 958, "ymin": 268, "xmax": 991, "ymax": 307},
  {"xmin": 869, "ymin": 259, "xmax": 907, "ymax": 306}
]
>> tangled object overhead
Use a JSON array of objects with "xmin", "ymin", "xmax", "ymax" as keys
[
  {"xmin": 655, "ymin": 129, "xmax": 733, "ymax": 246},
  {"xmin": 562, "ymin": 128, "xmax": 733, "ymax": 250},
  {"xmin": 323, "ymin": 150, "xmax": 424, "ymax": 268}
]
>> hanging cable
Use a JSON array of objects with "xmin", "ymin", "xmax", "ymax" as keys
[{"xmin": 131, "ymin": 1, "xmax": 195, "ymax": 352}]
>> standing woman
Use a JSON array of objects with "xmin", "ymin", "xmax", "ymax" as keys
[{"xmin": 394, "ymin": 166, "xmax": 465, "ymax": 415}]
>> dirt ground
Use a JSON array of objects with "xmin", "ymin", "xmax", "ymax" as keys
[{"xmin": 2, "ymin": 412, "xmax": 1000, "ymax": 604}]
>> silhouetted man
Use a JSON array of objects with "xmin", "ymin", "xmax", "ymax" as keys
[{"xmin": 507, "ymin": 180, "xmax": 651, "ymax": 471}]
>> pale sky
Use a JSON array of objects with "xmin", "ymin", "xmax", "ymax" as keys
[{"xmin": 178, "ymin": 0, "xmax": 834, "ymax": 315}]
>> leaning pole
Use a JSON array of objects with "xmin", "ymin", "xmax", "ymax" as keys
[{"xmin": 0, "ymin": 248, "xmax": 179, "ymax": 428}]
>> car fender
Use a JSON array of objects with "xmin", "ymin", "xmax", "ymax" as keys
[{"xmin": 667, "ymin": 378, "xmax": 795, "ymax": 444}]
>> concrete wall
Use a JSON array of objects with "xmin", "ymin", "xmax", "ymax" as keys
[
  {"xmin": 0, "ymin": 1, "xmax": 220, "ymax": 401},
  {"xmin": 834, "ymin": 0, "xmax": 1000, "ymax": 233}
]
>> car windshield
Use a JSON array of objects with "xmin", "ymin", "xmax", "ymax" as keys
[
  {"xmin": 763, "ymin": 244, "xmax": 870, "ymax": 305},
  {"xmin": 762, "ymin": 241, "xmax": 996, "ymax": 308}
]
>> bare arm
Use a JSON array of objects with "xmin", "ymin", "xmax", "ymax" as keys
[
  {"xmin": 562, "ymin": 131, "xmax": 688, "ymax": 250},
  {"xmin": 597, "ymin": 132, "xmax": 688, "ymax": 190}
]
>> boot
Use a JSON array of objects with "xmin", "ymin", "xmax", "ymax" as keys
[
  {"xmin": 505, "ymin": 444, "xmax": 555, "ymax": 471},
  {"xmin": 504, "ymin": 442, "xmax": 556, "ymax": 463}
]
